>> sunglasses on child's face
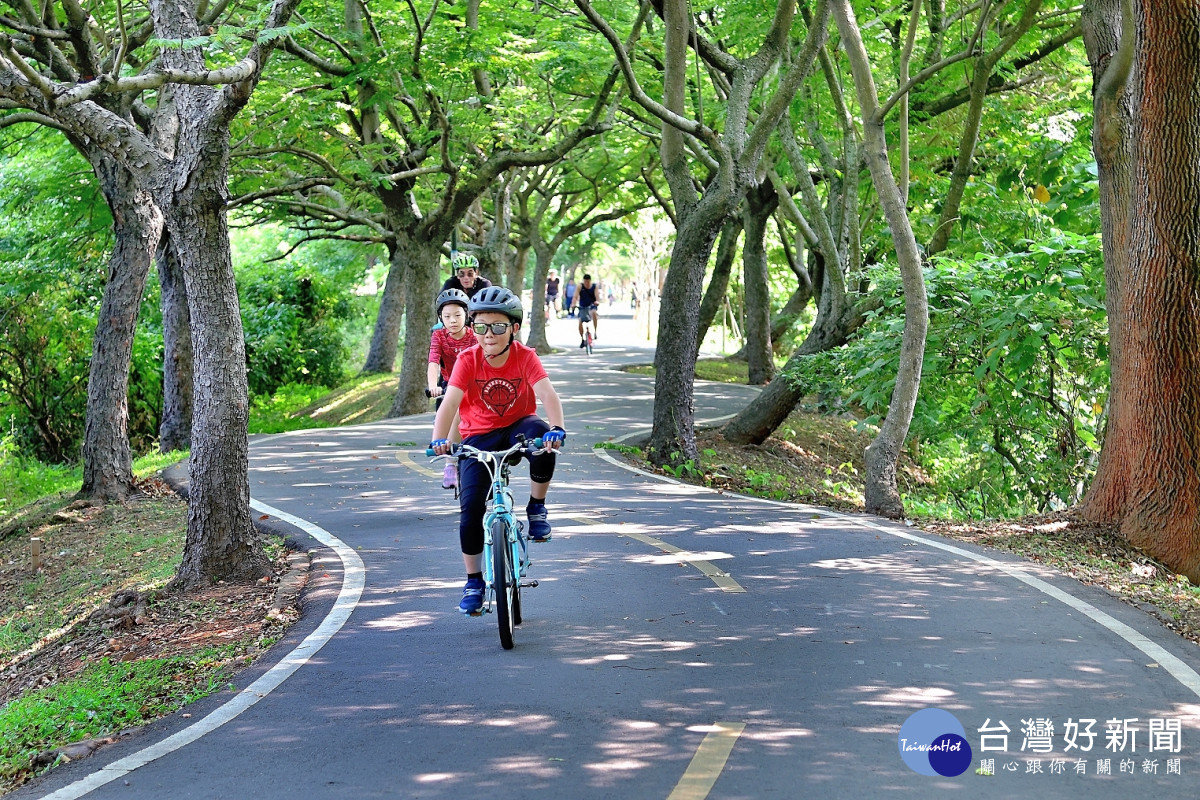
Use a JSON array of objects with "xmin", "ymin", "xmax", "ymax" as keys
[
  {"xmin": 472, "ymin": 322, "xmax": 512, "ymax": 335},
  {"xmin": 457, "ymin": 270, "xmax": 477, "ymax": 278}
]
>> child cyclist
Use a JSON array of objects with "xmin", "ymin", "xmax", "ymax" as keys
[
  {"xmin": 429, "ymin": 286, "xmax": 566, "ymax": 615},
  {"xmin": 427, "ymin": 288, "xmax": 476, "ymax": 489}
]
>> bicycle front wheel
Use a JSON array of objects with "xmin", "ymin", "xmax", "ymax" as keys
[
  {"xmin": 491, "ymin": 518, "xmax": 515, "ymax": 649},
  {"xmin": 585, "ymin": 329, "xmax": 593, "ymax": 355}
]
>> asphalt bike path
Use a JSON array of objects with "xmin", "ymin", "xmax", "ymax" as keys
[{"xmin": 21, "ymin": 312, "xmax": 1200, "ymax": 798}]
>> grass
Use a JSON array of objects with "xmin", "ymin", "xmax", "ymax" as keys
[
  {"xmin": 624, "ymin": 357, "xmax": 752, "ymax": 384},
  {"xmin": 284, "ymin": 372, "xmax": 399, "ymax": 428},
  {"xmin": 0, "ymin": 499, "xmax": 185, "ymax": 663},
  {"xmin": 0, "ymin": 651, "xmax": 234, "ymax": 782},
  {"xmin": 0, "ymin": 492, "xmax": 295, "ymax": 793}
]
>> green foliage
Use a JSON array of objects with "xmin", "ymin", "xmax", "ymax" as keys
[
  {"xmin": 240, "ymin": 271, "xmax": 355, "ymax": 396},
  {"xmin": 249, "ymin": 383, "xmax": 334, "ymax": 434},
  {"xmin": 0, "ymin": 653, "xmax": 232, "ymax": 782},
  {"xmin": 787, "ymin": 231, "xmax": 1108, "ymax": 517}
]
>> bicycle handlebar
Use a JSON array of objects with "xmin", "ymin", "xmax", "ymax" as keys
[{"xmin": 425, "ymin": 437, "xmax": 547, "ymax": 459}]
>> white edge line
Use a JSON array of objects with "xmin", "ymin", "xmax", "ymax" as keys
[
  {"xmin": 39, "ymin": 500, "xmax": 366, "ymax": 800},
  {"xmin": 594, "ymin": 426, "xmax": 1200, "ymax": 702}
]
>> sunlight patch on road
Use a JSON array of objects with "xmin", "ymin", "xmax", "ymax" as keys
[{"xmin": 363, "ymin": 611, "xmax": 437, "ymax": 631}]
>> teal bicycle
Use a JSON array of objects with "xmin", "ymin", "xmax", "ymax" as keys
[{"xmin": 428, "ymin": 436, "xmax": 547, "ymax": 649}]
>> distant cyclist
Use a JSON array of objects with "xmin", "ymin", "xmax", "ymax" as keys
[
  {"xmin": 441, "ymin": 253, "xmax": 492, "ymax": 300},
  {"xmin": 571, "ymin": 273, "xmax": 600, "ymax": 347}
]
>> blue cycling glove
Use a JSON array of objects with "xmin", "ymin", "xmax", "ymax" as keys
[
  {"xmin": 430, "ymin": 438, "xmax": 449, "ymax": 450},
  {"xmin": 543, "ymin": 427, "xmax": 566, "ymax": 446}
]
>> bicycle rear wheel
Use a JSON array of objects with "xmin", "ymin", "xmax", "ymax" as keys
[{"xmin": 491, "ymin": 518, "xmax": 515, "ymax": 649}]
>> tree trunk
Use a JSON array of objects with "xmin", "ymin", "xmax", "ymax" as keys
[
  {"xmin": 79, "ymin": 156, "xmax": 163, "ymax": 501},
  {"xmin": 1078, "ymin": 0, "xmax": 1137, "ymax": 522},
  {"xmin": 388, "ymin": 237, "xmax": 441, "ymax": 416},
  {"xmin": 166, "ymin": 177, "xmax": 270, "ymax": 585},
  {"xmin": 648, "ymin": 190, "xmax": 737, "ymax": 465},
  {"xmin": 1098, "ymin": 1, "xmax": 1200, "ymax": 580},
  {"xmin": 157, "ymin": 230, "xmax": 193, "ymax": 453},
  {"xmin": 742, "ymin": 181, "xmax": 777, "ymax": 385},
  {"xmin": 695, "ymin": 216, "xmax": 743, "ymax": 353},
  {"xmin": 362, "ymin": 243, "xmax": 405, "ymax": 373},
  {"xmin": 723, "ymin": 249, "xmax": 859, "ymax": 444},
  {"xmin": 770, "ymin": 282, "xmax": 814, "ymax": 350},
  {"xmin": 525, "ymin": 240, "xmax": 555, "ymax": 354},
  {"xmin": 834, "ymin": 0, "xmax": 929, "ymax": 519}
]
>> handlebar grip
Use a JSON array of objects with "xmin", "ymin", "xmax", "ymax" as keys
[
  {"xmin": 424, "ymin": 389, "xmax": 433, "ymax": 398},
  {"xmin": 532, "ymin": 437, "xmax": 544, "ymax": 450},
  {"xmin": 425, "ymin": 448, "xmax": 435, "ymax": 456}
]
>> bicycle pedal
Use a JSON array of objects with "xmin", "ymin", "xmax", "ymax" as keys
[{"xmin": 520, "ymin": 580, "xmax": 539, "ymax": 588}]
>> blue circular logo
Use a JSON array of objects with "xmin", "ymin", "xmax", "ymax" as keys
[{"xmin": 898, "ymin": 709, "xmax": 972, "ymax": 777}]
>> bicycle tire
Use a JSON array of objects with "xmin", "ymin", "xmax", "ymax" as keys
[
  {"xmin": 585, "ymin": 329, "xmax": 593, "ymax": 355},
  {"xmin": 491, "ymin": 518, "xmax": 515, "ymax": 649}
]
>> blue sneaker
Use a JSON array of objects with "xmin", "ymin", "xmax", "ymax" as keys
[
  {"xmin": 527, "ymin": 503, "xmax": 551, "ymax": 542},
  {"xmin": 458, "ymin": 578, "xmax": 485, "ymax": 615}
]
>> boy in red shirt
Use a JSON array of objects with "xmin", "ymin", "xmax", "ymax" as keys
[
  {"xmin": 429, "ymin": 286, "xmax": 566, "ymax": 615},
  {"xmin": 427, "ymin": 288, "xmax": 476, "ymax": 489}
]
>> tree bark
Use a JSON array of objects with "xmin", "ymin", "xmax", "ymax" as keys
[
  {"xmin": 833, "ymin": 0, "xmax": 929, "ymax": 518},
  {"xmin": 1095, "ymin": 1, "xmax": 1200, "ymax": 580},
  {"xmin": 695, "ymin": 216, "xmax": 743, "ymax": 353},
  {"xmin": 157, "ymin": 231, "xmax": 193, "ymax": 453},
  {"xmin": 742, "ymin": 180, "xmax": 777, "ymax": 384},
  {"xmin": 1078, "ymin": 0, "xmax": 1137, "ymax": 522},
  {"xmin": 361, "ymin": 243, "xmax": 405, "ymax": 373},
  {"xmin": 525, "ymin": 240, "xmax": 555, "ymax": 354},
  {"xmin": 388, "ymin": 236, "xmax": 441, "ymax": 416},
  {"xmin": 649, "ymin": 189, "xmax": 738, "ymax": 463},
  {"xmin": 79, "ymin": 155, "xmax": 163, "ymax": 501}
]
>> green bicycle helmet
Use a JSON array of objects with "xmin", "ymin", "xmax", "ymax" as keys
[
  {"xmin": 468, "ymin": 285, "xmax": 523, "ymax": 323},
  {"xmin": 435, "ymin": 288, "xmax": 469, "ymax": 315},
  {"xmin": 452, "ymin": 253, "xmax": 480, "ymax": 272}
]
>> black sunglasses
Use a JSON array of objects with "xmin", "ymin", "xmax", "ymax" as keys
[
  {"xmin": 472, "ymin": 322, "xmax": 512, "ymax": 335},
  {"xmin": 457, "ymin": 269, "xmax": 477, "ymax": 278}
]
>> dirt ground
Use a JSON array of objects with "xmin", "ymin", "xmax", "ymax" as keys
[{"xmin": 0, "ymin": 481, "xmax": 303, "ymax": 790}]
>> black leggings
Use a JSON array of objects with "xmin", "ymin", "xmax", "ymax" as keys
[{"xmin": 457, "ymin": 416, "xmax": 554, "ymax": 555}]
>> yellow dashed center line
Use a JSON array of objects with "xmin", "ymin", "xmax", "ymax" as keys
[
  {"xmin": 396, "ymin": 449, "xmax": 440, "ymax": 478},
  {"xmin": 568, "ymin": 517, "xmax": 746, "ymax": 593},
  {"xmin": 667, "ymin": 722, "xmax": 746, "ymax": 800}
]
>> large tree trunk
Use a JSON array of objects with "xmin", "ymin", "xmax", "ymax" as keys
[
  {"xmin": 1096, "ymin": 1, "xmax": 1200, "ymax": 580},
  {"xmin": 695, "ymin": 216, "xmax": 743, "ymax": 353},
  {"xmin": 388, "ymin": 237, "xmax": 441, "ymax": 416},
  {"xmin": 834, "ymin": 0, "xmax": 929, "ymax": 518},
  {"xmin": 362, "ymin": 243, "xmax": 405, "ymax": 373},
  {"xmin": 742, "ymin": 181, "xmax": 777, "ymax": 385},
  {"xmin": 1078, "ymin": 0, "xmax": 1137, "ymax": 522},
  {"xmin": 79, "ymin": 156, "xmax": 163, "ymax": 501},
  {"xmin": 648, "ymin": 190, "xmax": 737, "ymax": 464},
  {"xmin": 157, "ymin": 231, "xmax": 193, "ymax": 453},
  {"xmin": 166, "ymin": 180, "xmax": 269, "ymax": 586}
]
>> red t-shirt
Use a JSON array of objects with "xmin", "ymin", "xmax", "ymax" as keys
[
  {"xmin": 428, "ymin": 327, "xmax": 477, "ymax": 382},
  {"xmin": 449, "ymin": 341, "xmax": 548, "ymax": 437}
]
